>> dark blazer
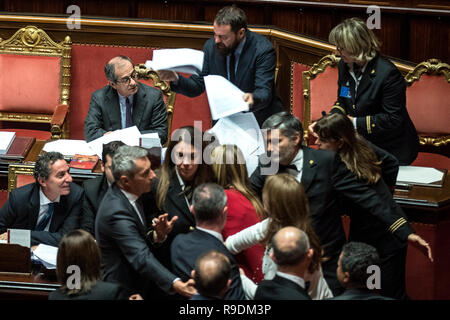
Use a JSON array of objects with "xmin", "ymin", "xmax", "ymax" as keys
[
  {"xmin": 250, "ymin": 147, "xmax": 413, "ymax": 287},
  {"xmin": 170, "ymin": 228, "xmax": 245, "ymax": 300},
  {"xmin": 171, "ymin": 30, "xmax": 283, "ymax": 126},
  {"xmin": 84, "ymin": 82, "xmax": 168, "ymax": 144},
  {"xmin": 343, "ymin": 142, "xmax": 407, "ymax": 256},
  {"xmin": 149, "ymin": 175, "xmax": 196, "ymax": 270},
  {"xmin": 49, "ymin": 281, "xmax": 130, "ymax": 300},
  {"xmin": 81, "ymin": 174, "xmax": 109, "ymax": 236},
  {"xmin": 254, "ymin": 275, "xmax": 311, "ymax": 300},
  {"xmin": 329, "ymin": 55, "xmax": 419, "ymax": 165},
  {"xmin": 331, "ymin": 288, "xmax": 394, "ymax": 300},
  {"xmin": 0, "ymin": 182, "xmax": 83, "ymax": 247},
  {"xmin": 95, "ymin": 183, "xmax": 177, "ymax": 298}
]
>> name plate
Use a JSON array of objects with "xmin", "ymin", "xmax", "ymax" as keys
[{"xmin": 8, "ymin": 229, "xmax": 31, "ymax": 248}]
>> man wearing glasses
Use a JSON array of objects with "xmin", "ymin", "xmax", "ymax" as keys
[{"xmin": 84, "ymin": 56, "xmax": 168, "ymax": 144}]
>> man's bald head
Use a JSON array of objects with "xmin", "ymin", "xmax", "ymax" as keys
[
  {"xmin": 194, "ymin": 250, "xmax": 231, "ymax": 298},
  {"xmin": 104, "ymin": 56, "xmax": 134, "ymax": 83},
  {"xmin": 271, "ymin": 226, "xmax": 310, "ymax": 267}
]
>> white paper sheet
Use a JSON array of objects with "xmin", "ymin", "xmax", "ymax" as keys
[
  {"xmin": 43, "ymin": 139, "xmax": 96, "ymax": 157},
  {"xmin": 397, "ymin": 166, "xmax": 445, "ymax": 185},
  {"xmin": 145, "ymin": 48, "xmax": 204, "ymax": 75},
  {"xmin": 140, "ymin": 132, "xmax": 162, "ymax": 149},
  {"xmin": 204, "ymin": 75, "xmax": 249, "ymax": 120},
  {"xmin": 0, "ymin": 131, "xmax": 16, "ymax": 154},
  {"xmin": 87, "ymin": 126, "xmax": 141, "ymax": 159},
  {"xmin": 207, "ymin": 112, "xmax": 264, "ymax": 176},
  {"xmin": 33, "ymin": 243, "xmax": 58, "ymax": 269}
]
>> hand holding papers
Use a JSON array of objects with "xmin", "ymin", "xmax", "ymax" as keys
[
  {"xmin": 145, "ymin": 48, "xmax": 204, "ymax": 75},
  {"xmin": 204, "ymin": 75, "xmax": 249, "ymax": 120}
]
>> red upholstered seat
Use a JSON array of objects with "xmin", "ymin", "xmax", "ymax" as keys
[
  {"xmin": 301, "ymin": 54, "xmax": 339, "ymax": 145},
  {"xmin": 405, "ymin": 59, "xmax": 450, "ymax": 168},
  {"xmin": 0, "ymin": 26, "xmax": 71, "ymax": 140}
]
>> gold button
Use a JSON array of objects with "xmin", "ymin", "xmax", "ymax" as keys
[
  {"xmin": 189, "ymin": 226, "xmax": 195, "ymax": 231},
  {"xmin": 352, "ymin": 104, "xmax": 356, "ymax": 109},
  {"xmin": 371, "ymin": 69, "xmax": 375, "ymax": 74},
  {"xmin": 309, "ymin": 160, "xmax": 314, "ymax": 165},
  {"xmin": 372, "ymin": 124, "xmax": 375, "ymax": 127}
]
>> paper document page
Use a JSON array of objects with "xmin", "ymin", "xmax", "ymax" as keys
[
  {"xmin": 87, "ymin": 126, "xmax": 141, "ymax": 159},
  {"xmin": 204, "ymin": 75, "xmax": 249, "ymax": 120},
  {"xmin": 33, "ymin": 244, "xmax": 58, "ymax": 269},
  {"xmin": 0, "ymin": 131, "xmax": 15, "ymax": 154},
  {"xmin": 397, "ymin": 166, "xmax": 445, "ymax": 185},
  {"xmin": 145, "ymin": 49, "xmax": 204, "ymax": 75},
  {"xmin": 43, "ymin": 139, "xmax": 96, "ymax": 157}
]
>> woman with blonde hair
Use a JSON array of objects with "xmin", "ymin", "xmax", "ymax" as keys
[
  {"xmin": 225, "ymin": 173, "xmax": 332, "ymax": 300},
  {"xmin": 311, "ymin": 17, "xmax": 418, "ymax": 165},
  {"xmin": 211, "ymin": 144, "xmax": 265, "ymax": 283},
  {"xmin": 50, "ymin": 229, "xmax": 141, "ymax": 300}
]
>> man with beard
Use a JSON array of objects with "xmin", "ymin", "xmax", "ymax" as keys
[
  {"xmin": 0, "ymin": 152, "xmax": 83, "ymax": 247},
  {"xmin": 157, "ymin": 5, "xmax": 283, "ymax": 126},
  {"xmin": 250, "ymin": 111, "xmax": 426, "ymax": 297},
  {"xmin": 84, "ymin": 56, "xmax": 168, "ymax": 145}
]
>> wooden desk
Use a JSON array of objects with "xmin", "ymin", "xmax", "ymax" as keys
[
  {"xmin": 394, "ymin": 171, "xmax": 450, "ymax": 300},
  {"xmin": 0, "ymin": 270, "xmax": 59, "ymax": 300}
]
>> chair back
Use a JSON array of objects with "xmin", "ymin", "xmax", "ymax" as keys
[
  {"xmin": 0, "ymin": 26, "xmax": 72, "ymax": 139},
  {"xmin": 301, "ymin": 54, "xmax": 340, "ymax": 145},
  {"xmin": 7, "ymin": 163, "xmax": 35, "ymax": 194}
]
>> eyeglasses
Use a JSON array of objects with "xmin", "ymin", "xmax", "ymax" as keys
[{"xmin": 116, "ymin": 70, "xmax": 138, "ymax": 85}]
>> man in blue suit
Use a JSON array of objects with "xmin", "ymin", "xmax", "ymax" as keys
[{"xmin": 158, "ymin": 5, "xmax": 283, "ymax": 126}]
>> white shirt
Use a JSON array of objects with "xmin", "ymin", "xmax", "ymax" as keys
[
  {"xmin": 196, "ymin": 226, "xmax": 223, "ymax": 242},
  {"xmin": 349, "ymin": 62, "xmax": 368, "ymax": 129},
  {"xmin": 175, "ymin": 166, "xmax": 191, "ymax": 209},
  {"xmin": 288, "ymin": 148, "xmax": 304, "ymax": 183},
  {"xmin": 37, "ymin": 189, "xmax": 60, "ymax": 232},
  {"xmin": 276, "ymin": 270, "xmax": 306, "ymax": 289},
  {"xmin": 119, "ymin": 188, "xmax": 145, "ymax": 226},
  {"xmin": 118, "ymin": 93, "xmax": 134, "ymax": 129}
]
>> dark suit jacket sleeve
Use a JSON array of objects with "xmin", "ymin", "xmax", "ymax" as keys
[
  {"xmin": 249, "ymin": 165, "xmax": 266, "ymax": 199},
  {"xmin": 355, "ymin": 67, "xmax": 406, "ymax": 135},
  {"xmin": 84, "ymin": 91, "xmax": 107, "ymax": 142},
  {"xmin": 0, "ymin": 191, "xmax": 18, "ymax": 233},
  {"xmin": 80, "ymin": 180, "xmax": 96, "ymax": 236},
  {"xmin": 30, "ymin": 186, "xmax": 84, "ymax": 247},
  {"xmin": 109, "ymin": 210, "xmax": 177, "ymax": 293},
  {"xmin": 139, "ymin": 89, "xmax": 168, "ymax": 145},
  {"xmin": 331, "ymin": 155, "xmax": 413, "ymax": 242},
  {"xmin": 368, "ymin": 140, "xmax": 399, "ymax": 187},
  {"xmin": 251, "ymin": 43, "xmax": 276, "ymax": 108}
]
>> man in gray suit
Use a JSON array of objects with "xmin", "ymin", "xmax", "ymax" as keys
[
  {"xmin": 84, "ymin": 56, "xmax": 168, "ymax": 144},
  {"xmin": 95, "ymin": 145, "xmax": 196, "ymax": 299}
]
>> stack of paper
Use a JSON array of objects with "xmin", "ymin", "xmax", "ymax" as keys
[
  {"xmin": 140, "ymin": 132, "xmax": 162, "ymax": 149},
  {"xmin": 86, "ymin": 126, "xmax": 142, "ymax": 159},
  {"xmin": 204, "ymin": 75, "xmax": 249, "ymax": 120},
  {"xmin": 207, "ymin": 112, "xmax": 264, "ymax": 176},
  {"xmin": 0, "ymin": 131, "xmax": 16, "ymax": 154},
  {"xmin": 43, "ymin": 139, "xmax": 96, "ymax": 157},
  {"xmin": 32, "ymin": 243, "xmax": 58, "ymax": 269},
  {"xmin": 145, "ymin": 48, "xmax": 204, "ymax": 75},
  {"xmin": 397, "ymin": 166, "xmax": 445, "ymax": 187}
]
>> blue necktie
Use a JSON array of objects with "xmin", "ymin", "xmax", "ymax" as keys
[
  {"xmin": 125, "ymin": 97, "xmax": 133, "ymax": 128},
  {"xmin": 36, "ymin": 203, "xmax": 54, "ymax": 231}
]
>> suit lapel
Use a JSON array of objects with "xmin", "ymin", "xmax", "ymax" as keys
[
  {"xmin": 167, "ymin": 174, "xmax": 195, "ymax": 226},
  {"xmin": 234, "ymin": 32, "xmax": 253, "ymax": 86},
  {"xmin": 29, "ymin": 184, "xmax": 41, "ymax": 229},
  {"xmin": 355, "ymin": 57, "xmax": 378, "ymax": 101},
  {"xmin": 273, "ymin": 275, "xmax": 308, "ymax": 295},
  {"xmin": 50, "ymin": 198, "xmax": 66, "ymax": 232},
  {"xmin": 301, "ymin": 147, "xmax": 318, "ymax": 192},
  {"xmin": 213, "ymin": 47, "xmax": 228, "ymax": 78},
  {"xmin": 106, "ymin": 87, "xmax": 122, "ymax": 129},
  {"xmin": 113, "ymin": 184, "xmax": 147, "ymax": 232},
  {"xmin": 132, "ymin": 83, "xmax": 145, "ymax": 127}
]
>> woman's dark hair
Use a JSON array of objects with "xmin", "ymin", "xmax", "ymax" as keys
[
  {"xmin": 56, "ymin": 229, "xmax": 101, "ymax": 296},
  {"xmin": 314, "ymin": 113, "xmax": 381, "ymax": 184}
]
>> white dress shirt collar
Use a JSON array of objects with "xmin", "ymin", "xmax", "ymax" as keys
[
  {"xmin": 276, "ymin": 270, "xmax": 306, "ymax": 289},
  {"xmin": 196, "ymin": 226, "xmax": 224, "ymax": 242}
]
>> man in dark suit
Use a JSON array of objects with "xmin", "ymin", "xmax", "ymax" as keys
[
  {"xmin": 255, "ymin": 227, "xmax": 312, "ymax": 300},
  {"xmin": 84, "ymin": 55, "xmax": 168, "ymax": 144},
  {"xmin": 170, "ymin": 183, "xmax": 245, "ymax": 300},
  {"xmin": 331, "ymin": 242, "xmax": 392, "ymax": 300},
  {"xmin": 158, "ymin": 6, "xmax": 283, "ymax": 126},
  {"xmin": 81, "ymin": 140, "xmax": 125, "ymax": 235},
  {"xmin": 250, "ymin": 112, "xmax": 417, "ymax": 296},
  {"xmin": 0, "ymin": 152, "xmax": 83, "ymax": 247},
  {"xmin": 190, "ymin": 250, "xmax": 232, "ymax": 300},
  {"xmin": 95, "ymin": 145, "xmax": 196, "ymax": 299}
]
